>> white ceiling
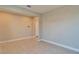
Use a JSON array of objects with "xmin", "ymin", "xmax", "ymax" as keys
[{"xmin": 18, "ymin": 5, "xmax": 64, "ymax": 14}]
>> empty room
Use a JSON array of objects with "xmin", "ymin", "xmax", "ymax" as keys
[{"xmin": 0, "ymin": 5, "xmax": 79, "ymax": 54}]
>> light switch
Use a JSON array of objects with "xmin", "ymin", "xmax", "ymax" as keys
[{"xmin": 27, "ymin": 25, "xmax": 31, "ymax": 28}]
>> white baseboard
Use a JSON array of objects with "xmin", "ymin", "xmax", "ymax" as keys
[
  {"xmin": 40, "ymin": 39, "xmax": 79, "ymax": 52},
  {"xmin": 0, "ymin": 36, "xmax": 36, "ymax": 43}
]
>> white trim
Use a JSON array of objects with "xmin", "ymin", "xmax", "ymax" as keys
[
  {"xmin": 40, "ymin": 39, "xmax": 79, "ymax": 52},
  {"xmin": 0, "ymin": 36, "xmax": 36, "ymax": 43},
  {"xmin": 34, "ymin": 17, "xmax": 39, "ymax": 36}
]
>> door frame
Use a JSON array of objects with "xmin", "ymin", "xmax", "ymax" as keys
[{"xmin": 32, "ymin": 17, "xmax": 39, "ymax": 38}]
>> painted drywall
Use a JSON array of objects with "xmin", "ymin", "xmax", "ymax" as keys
[
  {"xmin": 40, "ymin": 6, "xmax": 79, "ymax": 49},
  {"xmin": 0, "ymin": 12, "xmax": 34, "ymax": 41},
  {"xmin": 0, "ymin": 5, "xmax": 39, "ymax": 16}
]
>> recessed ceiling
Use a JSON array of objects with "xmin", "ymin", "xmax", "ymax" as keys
[{"xmin": 18, "ymin": 5, "xmax": 64, "ymax": 14}]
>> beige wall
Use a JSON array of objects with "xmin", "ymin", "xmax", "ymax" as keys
[{"xmin": 0, "ymin": 12, "xmax": 34, "ymax": 41}]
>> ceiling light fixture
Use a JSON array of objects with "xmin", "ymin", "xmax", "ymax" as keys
[{"xmin": 27, "ymin": 5, "xmax": 31, "ymax": 8}]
